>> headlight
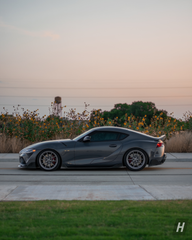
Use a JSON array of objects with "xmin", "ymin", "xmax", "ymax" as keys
[{"xmin": 20, "ymin": 148, "xmax": 36, "ymax": 155}]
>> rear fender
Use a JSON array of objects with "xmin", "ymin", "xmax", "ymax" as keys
[
  {"xmin": 122, "ymin": 147, "xmax": 149, "ymax": 166},
  {"xmin": 121, "ymin": 140, "xmax": 156, "ymax": 166}
]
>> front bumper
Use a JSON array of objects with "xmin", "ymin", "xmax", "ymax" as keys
[
  {"xmin": 149, "ymin": 153, "xmax": 166, "ymax": 166},
  {"xmin": 18, "ymin": 162, "xmax": 37, "ymax": 169},
  {"xmin": 18, "ymin": 152, "xmax": 37, "ymax": 169},
  {"xmin": 18, "ymin": 163, "xmax": 27, "ymax": 168}
]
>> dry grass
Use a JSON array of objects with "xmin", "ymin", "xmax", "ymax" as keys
[
  {"xmin": 0, "ymin": 134, "xmax": 30, "ymax": 153},
  {"xmin": 0, "ymin": 133, "xmax": 76, "ymax": 153},
  {"xmin": 1, "ymin": 131, "xmax": 192, "ymax": 153},
  {"xmin": 165, "ymin": 131, "xmax": 192, "ymax": 152}
]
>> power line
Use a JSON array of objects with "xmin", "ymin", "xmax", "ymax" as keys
[
  {"xmin": 0, "ymin": 104, "xmax": 192, "ymax": 107},
  {"xmin": 1, "ymin": 79, "xmax": 191, "ymax": 82},
  {"xmin": 1, "ymin": 87, "xmax": 192, "ymax": 89},
  {"xmin": 0, "ymin": 95, "xmax": 192, "ymax": 98}
]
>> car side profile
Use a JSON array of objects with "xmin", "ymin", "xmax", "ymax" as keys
[{"xmin": 18, "ymin": 126, "xmax": 166, "ymax": 171}]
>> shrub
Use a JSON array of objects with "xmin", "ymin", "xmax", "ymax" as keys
[{"xmin": 0, "ymin": 104, "xmax": 191, "ymax": 153}]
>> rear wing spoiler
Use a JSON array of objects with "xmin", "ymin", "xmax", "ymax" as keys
[{"xmin": 158, "ymin": 135, "xmax": 166, "ymax": 141}]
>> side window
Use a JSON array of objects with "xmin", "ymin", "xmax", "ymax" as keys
[
  {"xmin": 90, "ymin": 131, "xmax": 119, "ymax": 142},
  {"xmin": 118, "ymin": 133, "xmax": 129, "ymax": 140}
]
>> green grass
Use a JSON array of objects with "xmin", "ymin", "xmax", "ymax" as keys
[{"xmin": 0, "ymin": 200, "xmax": 191, "ymax": 240}]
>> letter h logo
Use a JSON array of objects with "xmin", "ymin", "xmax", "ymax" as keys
[{"xmin": 176, "ymin": 222, "xmax": 185, "ymax": 233}]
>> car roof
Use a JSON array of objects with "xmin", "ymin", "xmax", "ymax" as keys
[
  {"xmin": 91, "ymin": 126, "xmax": 129, "ymax": 132},
  {"xmin": 92, "ymin": 126, "xmax": 157, "ymax": 140}
]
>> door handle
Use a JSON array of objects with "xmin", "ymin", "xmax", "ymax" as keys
[{"xmin": 109, "ymin": 144, "xmax": 117, "ymax": 148}]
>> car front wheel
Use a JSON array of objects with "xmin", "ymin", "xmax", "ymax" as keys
[
  {"xmin": 125, "ymin": 149, "xmax": 147, "ymax": 171},
  {"xmin": 38, "ymin": 150, "xmax": 61, "ymax": 171}
]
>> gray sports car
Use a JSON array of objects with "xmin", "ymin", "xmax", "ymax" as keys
[{"xmin": 18, "ymin": 126, "xmax": 166, "ymax": 171}]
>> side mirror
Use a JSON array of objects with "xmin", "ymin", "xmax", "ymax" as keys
[{"xmin": 83, "ymin": 136, "xmax": 91, "ymax": 142}]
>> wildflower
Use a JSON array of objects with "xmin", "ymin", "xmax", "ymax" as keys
[
  {"xmin": 136, "ymin": 127, "xmax": 139, "ymax": 130},
  {"xmin": 124, "ymin": 122, "xmax": 126, "ymax": 125}
]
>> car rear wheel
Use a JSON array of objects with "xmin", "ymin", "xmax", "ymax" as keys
[
  {"xmin": 38, "ymin": 150, "xmax": 61, "ymax": 171},
  {"xmin": 125, "ymin": 149, "xmax": 147, "ymax": 171}
]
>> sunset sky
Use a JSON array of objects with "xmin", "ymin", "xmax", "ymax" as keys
[{"xmin": 0, "ymin": 0, "xmax": 192, "ymax": 119}]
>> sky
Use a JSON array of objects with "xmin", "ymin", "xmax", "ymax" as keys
[{"xmin": 0, "ymin": 0, "xmax": 192, "ymax": 119}]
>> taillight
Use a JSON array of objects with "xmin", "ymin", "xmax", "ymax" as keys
[{"xmin": 156, "ymin": 142, "xmax": 163, "ymax": 148}]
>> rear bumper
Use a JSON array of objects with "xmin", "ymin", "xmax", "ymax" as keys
[{"xmin": 149, "ymin": 153, "xmax": 166, "ymax": 166}]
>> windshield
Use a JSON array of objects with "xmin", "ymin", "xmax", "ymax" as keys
[{"xmin": 73, "ymin": 128, "xmax": 94, "ymax": 141}]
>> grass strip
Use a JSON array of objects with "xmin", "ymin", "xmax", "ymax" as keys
[{"xmin": 0, "ymin": 200, "xmax": 192, "ymax": 240}]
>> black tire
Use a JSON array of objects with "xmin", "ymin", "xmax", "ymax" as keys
[
  {"xmin": 37, "ymin": 150, "xmax": 61, "ymax": 171},
  {"xmin": 124, "ymin": 149, "xmax": 147, "ymax": 171}
]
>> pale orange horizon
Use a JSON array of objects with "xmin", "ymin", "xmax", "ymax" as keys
[{"xmin": 0, "ymin": 0, "xmax": 192, "ymax": 118}]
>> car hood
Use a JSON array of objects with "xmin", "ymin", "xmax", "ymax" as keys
[{"xmin": 21, "ymin": 139, "xmax": 73, "ymax": 151}]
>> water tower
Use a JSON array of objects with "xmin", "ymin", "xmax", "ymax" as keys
[{"xmin": 52, "ymin": 96, "xmax": 62, "ymax": 117}]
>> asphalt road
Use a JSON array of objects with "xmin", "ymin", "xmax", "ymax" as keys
[
  {"xmin": 0, "ymin": 160, "xmax": 192, "ymax": 200},
  {"xmin": 0, "ymin": 161, "xmax": 192, "ymax": 186}
]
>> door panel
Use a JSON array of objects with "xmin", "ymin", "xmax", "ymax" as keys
[{"xmin": 74, "ymin": 141, "xmax": 122, "ymax": 166}]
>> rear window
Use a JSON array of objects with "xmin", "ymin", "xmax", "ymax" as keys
[{"xmin": 118, "ymin": 133, "xmax": 128, "ymax": 140}]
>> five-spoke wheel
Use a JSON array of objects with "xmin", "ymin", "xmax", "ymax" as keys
[
  {"xmin": 38, "ymin": 150, "xmax": 61, "ymax": 171},
  {"xmin": 125, "ymin": 149, "xmax": 147, "ymax": 171}
]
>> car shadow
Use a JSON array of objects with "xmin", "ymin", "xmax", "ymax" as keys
[{"xmin": 18, "ymin": 166, "xmax": 167, "ymax": 172}]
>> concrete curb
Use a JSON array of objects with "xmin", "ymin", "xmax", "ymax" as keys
[{"xmin": 1, "ymin": 185, "xmax": 192, "ymax": 201}]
